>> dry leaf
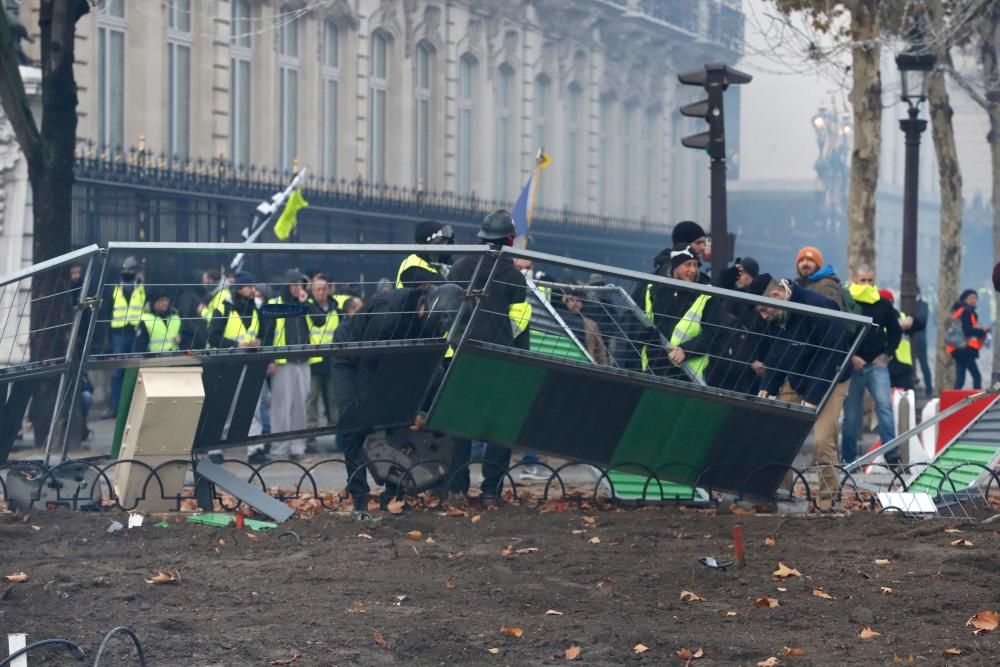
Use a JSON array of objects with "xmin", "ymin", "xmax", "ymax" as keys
[
  {"xmin": 246, "ymin": 532, "xmax": 259, "ymax": 541},
  {"xmin": 811, "ymin": 588, "xmax": 834, "ymax": 600},
  {"xmin": 347, "ymin": 601, "xmax": 366, "ymax": 614},
  {"xmin": 754, "ymin": 597, "xmax": 780, "ymax": 608},
  {"xmin": 880, "ymin": 586, "xmax": 893, "ymax": 595},
  {"xmin": 944, "ymin": 647, "xmax": 962, "ymax": 655},
  {"xmin": 374, "ymin": 630, "xmax": 389, "ymax": 649},
  {"xmin": 270, "ymin": 654, "xmax": 301, "ymax": 665},
  {"xmin": 545, "ymin": 609, "xmax": 564, "ymax": 616},
  {"xmin": 4, "ymin": 572, "xmax": 28, "ymax": 583},
  {"xmin": 425, "ymin": 536, "xmax": 435, "ymax": 543},
  {"xmin": 944, "ymin": 528, "xmax": 963, "ymax": 534},
  {"xmin": 30, "ymin": 525, "xmax": 41, "ymax": 531},
  {"xmin": 516, "ymin": 547, "xmax": 539, "ymax": 554},
  {"xmin": 445, "ymin": 505, "xmax": 467, "ymax": 517},
  {"xmin": 783, "ymin": 647, "xmax": 804, "ymax": 656},
  {"xmin": 448, "ymin": 551, "xmax": 464, "ymax": 558},
  {"xmin": 951, "ymin": 538, "xmax": 974, "ymax": 547},
  {"xmin": 217, "ymin": 538, "xmax": 226, "ymax": 546},
  {"xmin": 597, "ymin": 575, "xmax": 613, "ymax": 588},
  {"xmin": 680, "ymin": 590, "xmax": 705, "ymax": 602},
  {"xmin": 565, "ymin": 644, "xmax": 582, "ymax": 660},
  {"xmin": 500, "ymin": 625, "xmax": 523, "ymax": 638},
  {"xmin": 501, "ymin": 544, "xmax": 514, "ymax": 557},
  {"xmin": 773, "ymin": 563, "xmax": 801, "ymax": 578},
  {"xmin": 357, "ymin": 533, "xmax": 373, "ymax": 540},
  {"xmin": 859, "ymin": 627, "xmax": 881, "ymax": 640},
  {"xmin": 487, "ymin": 648, "xmax": 500, "ymax": 655},
  {"xmin": 633, "ymin": 643, "xmax": 649, "ymax": 654},
  {"xmin": 386, "ymin": 499, "xmax": 405, "ymax": 514},
  {"xmin": 874, "ymin": 559, "xmax": 892, "ymax": 566},
  {"xmin": 764, "ymin": 535, "xmax": 777, "ymax": 547},
  {"xmin": 588, "ymin": 536, "xmax": 601, "ymax": 544},
  {"xmin": 582, "ymin": 516, "xmax": 596, "ymax": 527},
  {"xmin": 777, "ymin": 587, "xmax": 787, "ymax": 592},
  {"xmin": 724, "ymin": 610, "xmax": 738, "ymax": 617},
  {"xmin": 446, "ymin": 577, "xmax": 455, "ymax": 590},
  {"xmin": 144, "ymin": 571, "xmax": 178, "ymax": 585},
  {"xmin": 405, "ymin": 530, "xmax": 423, "ymax": 541},
  {"xmin": 471, "ymin": 515, "xmax": 482, "ymax": 523},
  {"xmin": 966, "ymin": 610, "xmax": 1000, "ymax": 634},
  {"xmin": 893, "ymin": 655, "xmax": 915, "ymax": 664},
  {"xmin": 571, "ymin": 529, "xmax": 586, "ymax": 534},
  {"xmin": 758, "ymin": 658, "xmax": 780, "ymax": 667},
  {"xmin": 675, "ymin": 647, "xmax": 704, "ymax": 660}
]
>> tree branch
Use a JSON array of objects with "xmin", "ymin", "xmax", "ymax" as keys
[
  {"xmin": 942, "ymin": 63, "xmax": 991, "ymax": 109},
  {"xmin": 0, "ymin": 9, "xmax": 41, "ymax": 166}
]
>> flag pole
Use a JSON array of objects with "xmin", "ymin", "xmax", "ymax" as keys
[{"xmin": 230, "ymin": 168, "xmax": 308, "ymax": 272}]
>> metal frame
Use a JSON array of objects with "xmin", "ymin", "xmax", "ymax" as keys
[{"xmin": 523, "ymin": 275, "xmax": 596, "ymax": 365}]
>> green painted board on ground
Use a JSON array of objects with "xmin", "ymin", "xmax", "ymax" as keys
[{"xmin": 907, "ymin": 442, "xmax": 999, "ymax": 495}]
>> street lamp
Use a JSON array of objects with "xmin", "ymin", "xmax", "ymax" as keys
[{"xmin": 896, "ymin": 51, "xmax": 936, "ymax": 316}]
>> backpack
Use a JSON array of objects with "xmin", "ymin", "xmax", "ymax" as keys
[{"xmin": 945, "ymin": 309, "xmax": 968, "ymax": 351}]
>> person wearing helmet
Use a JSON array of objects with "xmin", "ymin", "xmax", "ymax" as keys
[
  {"xmin": 395, "ymin": 220, "xmax": 455, "ymax": 288},
  {"xmin": 102, "ymin": 255, "xmax": 146, "ymax": 419},
  {"xmin": 446, "ymin": 210, "xmax": 531, "ymax": 501}
]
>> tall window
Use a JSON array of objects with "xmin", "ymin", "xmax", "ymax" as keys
[
  {"xmin": 566, "ymin": 84, "xmax": 581, "ymax": 207},
  {"xmin": 97, "ymin": 0, "xmax": 126, "ymax": 150},
  {"xmin": 277, "ymin": 5, "xmax": 299, "ymax": 170},
  {"xmin": 167, "ymin": 0, "xmax": 191, "ymax": 158},
  {"xmin": 533, "ymin": 75, "xmax": 550, "ymax": 206},
  {"xmin": 369, "ymin": 31, "xmax": 390, "ymax": 184},
  {"xmin": 229, "ymin": 0, "xmax": 252, "ymax": 165},
  {"xmin": 414, "ymin": 42, "xmax": 433, "ymax": 189},
  {"xmin": 457, "ymin": 54, "xmax": 478, "ymax": 196},
  {"xmin": 321, "ymin": 20, "xmax": 339, "ymax": 178},
  {"xmin": 622, "ymin": 103, "xmax": 636, "ymax": 217},
  {"xmin": 495, "ymin": 64, "xmax": 514, "ymax": 200},
  {"xmin": 598, "ymin": 97, "xmax": 612, "ymax": 214},
  {"xmin": 643, "ymin": 109, "xmax": 656, "ymax": 219}
]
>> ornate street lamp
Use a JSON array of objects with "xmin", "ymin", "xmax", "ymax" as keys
[{"xmin": 896, "ymin": 51, "xmax": 936, "ymax": 316}]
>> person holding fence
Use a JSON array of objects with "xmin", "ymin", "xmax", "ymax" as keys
[
  {"xmin": 134, "ymin": 289, "xmax": 182, "ymax": 353},
  {"xmin": 102, "ymin": 256, "xmax": 146, "ymax": 419}
]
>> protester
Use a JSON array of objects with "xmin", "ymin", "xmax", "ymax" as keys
[
  {"xmin": 793, "ymin": 246, "xmax": 845, "ymax": 309},
  {"xmin": 103, "ymin": 256, "xmax": 146, "ymax": 418},
  {"xmin": 878, "ymin": 289, "xmax": 915, "ymax": 391},
  {"xmin": 948, "ymin": 289, "xmax": 990, "ymax": 390},
  {"xmin": 305, "ymin": 274, "xmax": 340, "ymax": 451},
  {"xmin": 909, "ymin": 286, "xmax": 933, "ymax": 398},
  {"xmin": 671, "ymin": 221, "xmax": 710, "ymax": 284}
]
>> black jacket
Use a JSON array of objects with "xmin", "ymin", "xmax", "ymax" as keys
[
  {"xmin": 261, "ymin": 293, "xmax": 311, "ymax": 349},
  {"xmin": 206, "ymin": 294, "xmax": 258, "ymax": 349},
  {"xmin": 398, "ymin": 252, "xmax": 442, "ymax": 288},
  {"xmin": 855, "ymin": 297, "xmax": 902, "ymax": 363},
  {"xmin": 763, "ymin": 284, "xmax": 850, "ymax": 405},
  {"xmin": 449, "ymin": 253, "xmax": 529, "ymax": 350},
  {"xmin": 952, "ymin": 304, "xmax": 987, "ymax": 359}
]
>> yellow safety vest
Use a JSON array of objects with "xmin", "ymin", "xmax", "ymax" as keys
[
  {"xmin": 111, "ymin": 283, "xmax": 146, "ymax": 328},
  {"xmin": 537, "ymin": 284, "xmax": 553, "ymax": 302},
  {"xmin": 202, "ymin": 289, "xmax": 230, "ymax": 323},
  {"xmin": 140, "ymin": 312, "xmax": 181, "ymax": 352},
  {"xmin": 509, "ymin": 301, "xmax": 532, "ymax": 338},
  {"xmin": 669, "ymin": 294, "xmax": 711, "ymax": 380},
  {"xmin": 897, "ymin": 311, "xmax": 913, "ymax": 366},
  {"xmin": 395, "ymin": 254, "xmax": 439, "ymax": 288},
  {"xmin": 333, "ymin": 294, "xmax": 353, "ymax": 309},
  {"xmin": 307, "ymin": 301, "xmax": 339, "ymax": 365},
  {"xmin": 214, "ymin": 302, "xmax": 259, "ymax": 348},
  {"xmin": 641, "ymin": 284, "xmax": 654, "ymax": 371}
]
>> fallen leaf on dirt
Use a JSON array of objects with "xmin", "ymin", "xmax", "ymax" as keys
[
  {"xmin": 4, "ymin": 572, "xmax": 28, "ymax": 583},
  {"xmin": 874, "ymin": 559, "xmax": 892, "ymax": 566},
  {"xmin": 811, "ymin": 588, "xmax": 834, "ymax": 600},
  {"xmin": 448, "ymin": 551, "xmax": 464, "ymax": 558},
  {"xmin": 425, "ymin": 536, "xmax": 435, "ymax": 543},
  {"xmin": 859, "ymin": 627, "xmax": 881, "ymax": 640},
  {"xmin": 950, "ymin": 538, "xmax": 974, "ymax": 547},
  {"xmin": 773, "ymin": 563, "xmax": 801, "ymax": 578},
  {"xmin": 270, "ymin": 654, "xmax": 300, "ymax": 665},
  {"xmin": 582, "ymin": 516, "xmax": 596, "ymax": 527},
  {"xmin": 500, "ymin": 625, "xmax": 523, "ymax": 638},
  {"xmin": 487, "ymin": 647, "xmax": 499, "ymax": 654},
  {"xmin": 858, "ymin": 569, "xmax": 873, "ymax": 580},
  {"xmin": 471, "ymin": 514, "xmax": 482, "ymax": 523},
  {"xmin": 944, "ymin": 647, "xmax": 962, "ymax": 655},
  {"xmin": 597, "ymin": 576, "xmax": 613, "ymax": 588},
  {"xmin": 31, "ymin": 525, "xmax": 41, "ymax": 531},
  {"xmin": 724, "ymin": 610, "xmax": 738, "ymax": 616},
  {"xmin": 217, "ymin": 538, "xmax": 226, "ymax": 546},
  {"xmin": 246, "ymin": 532, "xmax": 259, "ymax": 541},
  {"xmin": 944, "ymin": 528, "xmax": 963, "ymax": 534},
  {"xmin": 374, "ymin": 630, "xmax": 389, "ymax": 649},
  {"xmin": 144, "ymin": 571, "xmax": 179, "ymax": 585},
  {"xmin": 386, "ymin": 499, "xmax": 405, "ymax": 514},
  {"xmin": 754, "ymin": 597, "xmax": 780, "ymax": 608},
  {"xmin": 446, "ymin": 577, "xmax": 455, "ymax": 590},
  {"xmin": 783, "ymin": 647, "xmax": 804, "ymax": 656},
  {"xmin": 633, "ymin": 644, "xmax": 649, "ymax": 654},
  {"xmin": 405, "ymin": 530, "xmax": 423, "ymax": 541},
  {"xmin": 758, "ymin": 658, "xmax": 780, "ymax": 667},
  {"xmin": 501, "ymin": 544, "xmax": 514, "ymax": 557},
  {"xmin": 516, "ymin": 547, "xmax": 539, "ymax": 554},
  {"xmin": 347, "ymin": 601, "xmax": 366, "ymax": 614},
  {"xmin": 565, "ymin": 643, "xmax": 581, "ymax": 660},
  {"xmin": 680, "ymin": 590, "xmax": 705, "ymax": 602},
  {"xmin": 357, "ymin": 532, "xmax": 373, "ymax": 540},
  {"xmin": 675, "ymin": 647, "xmax": 704, "ymax": 660},
  {"xmin": 588, "ymin": 536, "xmax": 601, "ymax": 544},
  {"xmin": 776, "ymin": 587, "xmax": 787, "ymax": 592},
  {"xmin": 545, "ymin": 609, "xmax": 564, "ymax": 616},
  {"xmin": 893, "ymin": 655, "xmax": 915, "ymax": 664},
  {"xmin": 764, "ymin": 535, "xmax": 777, "ymax": 547},
  {"xmin": 571, "ymin": 529, "xmax": 586, "ymax": 534},
  {"xmin": 445, "ymin": 505, "xmax": 467, "ymax": 517},
  {"xmin": 966, "ymin": 610, "xmax": 1000, "ymax": 634},
  {"xmin": 881, "ymin": 587, "xmax": 893, "ymax": 595}
]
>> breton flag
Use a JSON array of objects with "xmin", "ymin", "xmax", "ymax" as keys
[
  {"xmin": 511, "ymin": 149, "xmax": 551, "ymax": 248},
  {"xmin": 230, "ymin": 168, "xmax": 307, "ymax": 271}
]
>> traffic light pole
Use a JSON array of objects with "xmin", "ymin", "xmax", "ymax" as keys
[{"xmin": 709, "ymin": 154, "xmax": 728, "ymax": 283}]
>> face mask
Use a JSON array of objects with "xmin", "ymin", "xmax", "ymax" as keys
[
  {"xmin": 121, "ymin": 271, "xmax": 135, "ymax": 282},
  {"xmin": 254, "ymin": 297, "xmax": 263, "ymax": 308}
]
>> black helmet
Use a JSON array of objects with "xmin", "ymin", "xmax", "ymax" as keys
[
  {"xmin": 121, "ymin": 256, "xmax": 139, "ymax": 271},
  {"xmin": 477, "ymin": 209, "xmax": 516, "ymax": 241},
  {"xmin": 415, "ymin": 220, "xmax": 443, "ymax": 244}
]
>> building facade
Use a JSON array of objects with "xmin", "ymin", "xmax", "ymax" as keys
[{"xmin": 17, "ymin": 0, "xmax": 744, "ymax": 227}]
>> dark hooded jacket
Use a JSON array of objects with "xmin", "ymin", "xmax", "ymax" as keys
[{"xmin": 795, "ymin": 265, "xmax": 844, "ymax": 310}]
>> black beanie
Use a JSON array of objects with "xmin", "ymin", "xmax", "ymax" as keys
[
  {"xmin": 653, "ymin": 247, "xmax": 673, "ymax": 272},
  {"xmin": 746, "ymin": 273, "xmax": 774, "ymax": 297},
  {"xmin": 737, "ymin": 256, "xmax": 760, "ymax": 279},
  {"xmin": 669, "ymin": 244, "xmax": 698, "ymax": 273},
  {"xmin": 672, "ymin": 220, "xmax": 707, "ymax": 245},
  {"xmin": 415, "ymin": 220, "xmax": 443, "ymax": 244}
]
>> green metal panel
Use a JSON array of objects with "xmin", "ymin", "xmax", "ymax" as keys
[
  {"xmin": 606, "ymin": 471, "xmax": 697, "ymax": 500},
  {"xmin": 908, "ymin": 442, "xmax": 998, "ymax": 494},
  {"xmin": 530, "ymin": 329, "xmax": 589, "ymax": 363}
]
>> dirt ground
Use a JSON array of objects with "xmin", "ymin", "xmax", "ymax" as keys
[{"xmin": 2, "ymin": 504, "xmax": 1000, "ymax": 666}]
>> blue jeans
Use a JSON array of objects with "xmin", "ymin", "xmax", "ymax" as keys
[
  {"xmin": 108, "ymin": 330, "xmax": 135, "ymax": 414},
  {"xmin": 841, "ymin": 364, "xmax": 896, "ymax": 464}
]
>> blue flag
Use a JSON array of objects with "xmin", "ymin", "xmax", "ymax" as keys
[{"xmin": 511, "ymin": 172, "xmax": 533, "ymax": 239}]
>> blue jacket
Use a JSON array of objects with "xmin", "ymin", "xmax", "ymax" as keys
[{"xmin": 763, "ymin": 284, "xmax": 851, "ymax": 405}]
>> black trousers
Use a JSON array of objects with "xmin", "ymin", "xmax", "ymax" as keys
[{"xmin": 449, "ymin": 437, "xmax": 512, "ymax": 497}]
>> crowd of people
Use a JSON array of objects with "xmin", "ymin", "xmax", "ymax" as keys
[{"xmin": 77, "ymin": 213, "xmax": 992, "ymax": 510}]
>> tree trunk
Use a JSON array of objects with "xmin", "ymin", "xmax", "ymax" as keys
[
  {"xmin": 983, "ymin": 4, "xmax": 1000, "ymax": 382},
  {"xmin": 846, "ymin": 3, "xmax": 882, "ymax": 273}
]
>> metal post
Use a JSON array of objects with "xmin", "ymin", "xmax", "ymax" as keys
[
  {"xmin": 709, "ymin": 154, "xmax": 728, "ymax": 284},
  {"xmin": 899, "ymin": 105, "xmax": 927, "ymax": 317}
]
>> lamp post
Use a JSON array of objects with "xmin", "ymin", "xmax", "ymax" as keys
[{"xmin": 896, "ymin": 51, "xmax": 936, "ymax": 316}]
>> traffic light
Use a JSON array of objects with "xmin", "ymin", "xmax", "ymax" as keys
[{"xmin": 678, "ymin": 64, "xmax": 752, "ymax": 160}]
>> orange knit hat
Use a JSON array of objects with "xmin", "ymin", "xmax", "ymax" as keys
[{"xmin": 795, "ymin": 246, "xmax": 823, "ymax": 267}]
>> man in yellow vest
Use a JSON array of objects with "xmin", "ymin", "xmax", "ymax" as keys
[
  {"xmin": 102, "ymin": 255, "xmax": 146, "ymax": 419},
  {"xmin": 305, "ymin": 273, "xmax": 340, "ymax": 450},
  {"xmin": 878, "ymin": 289, "xmax": 915, "ymax": 390},
  {"xmin": 395, "ymin": 220, "xmax": 454, "ymax": 288},
  {"xmin": 259, "ymin": 269, "xmax": 312, "ymax": 461},
  {"xmin": 206, "ymin": 271, "xmax": 260, "ymax": 349},
  {"xmin": 135, "ymin": 290, "xmax": 182, "ymax": 353}
]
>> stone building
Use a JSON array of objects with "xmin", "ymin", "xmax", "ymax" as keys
[{"xmin": 14, "ymin": 0, "xmax": 744, "ymax": 229}]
